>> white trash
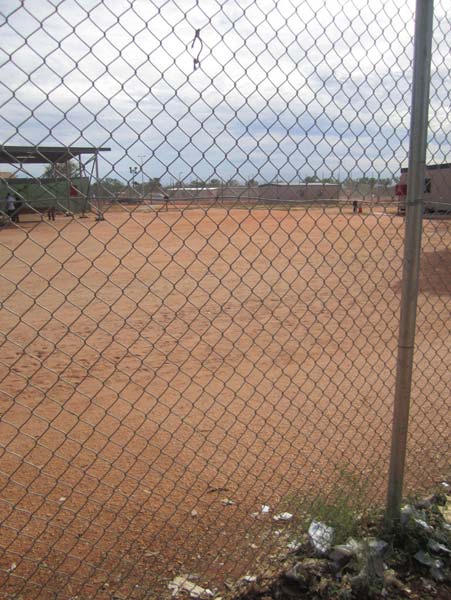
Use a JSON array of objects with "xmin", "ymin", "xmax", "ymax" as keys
[{"xmin": 308, "ymin": 520, "xmax": 334, "ymax": 555}]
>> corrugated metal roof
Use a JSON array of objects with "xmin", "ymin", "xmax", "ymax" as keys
[
  {"xmin": 401, "ymin": 163, "xmax": 451, "ymax": 173},
  {"xmin": 0, "ymin": 146, "xmax": 110, "ymax": 164}
]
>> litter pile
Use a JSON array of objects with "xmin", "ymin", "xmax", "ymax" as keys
[
  {"xmin": 167, "ymin": 486, "xmax": 450, "ymax": 599},
  {"xmin": 232, "ymin": 485, "xmax": 451, "ymax": 599}
]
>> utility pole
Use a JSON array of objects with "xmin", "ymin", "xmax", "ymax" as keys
[
  {"xmin": 129, "ymin": 166, "xmax": 138, "ymax": 195},
  {"xmin": 138, "ymin": 155, "xmax": 146, "ymax": 197}
]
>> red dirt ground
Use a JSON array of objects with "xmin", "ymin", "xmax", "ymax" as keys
[{"xmin": 0, "ymin": 205, "xmax": 449, "ymax": 599}]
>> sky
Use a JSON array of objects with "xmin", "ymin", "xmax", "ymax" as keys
[{"xmin": 0, "ymin": 0, "xmax": 449, "ymax": 185}]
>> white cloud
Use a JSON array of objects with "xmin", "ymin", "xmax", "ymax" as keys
[{"xmin": 0, "ymin": 0, "xmax": 449, "ymax": 182}]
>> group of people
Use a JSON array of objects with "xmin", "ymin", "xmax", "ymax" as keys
[
  {"xmin": 5, "ymin": 192, "xmax": 23, "ymax": 223},
  {"xmin": 3, "ymin": 193, "xmax": 56, "ymax": 224}
]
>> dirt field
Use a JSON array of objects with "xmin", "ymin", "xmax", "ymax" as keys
[{"xmin": 0, "ymin": 206, "xmax": 449, "ymax": 599}]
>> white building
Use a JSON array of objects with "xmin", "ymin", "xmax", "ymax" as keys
[{"xmin": 258, "ymin": 182, "xmax": 340, "ymax": 202}]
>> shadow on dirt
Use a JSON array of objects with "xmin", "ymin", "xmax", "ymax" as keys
[{"xmin": 392, "ymin": 247, "xmax": 451, "ymax": 296}]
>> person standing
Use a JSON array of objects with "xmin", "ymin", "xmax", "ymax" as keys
[
  {"xmin": 47, "ymin": 205, "xmax": 56, "ymax": 221},
  {"xmin": 13, "ymin": 195, "xmax": 23, "ymax": 223},
  {"xmin": 6, "ymin": 192, "xmax": 15, "ymax": 221}
]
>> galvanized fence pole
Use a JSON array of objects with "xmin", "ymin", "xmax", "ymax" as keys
[{"xmin": 385, "ymin": 0, "xmax": 434, "ymax": 523}]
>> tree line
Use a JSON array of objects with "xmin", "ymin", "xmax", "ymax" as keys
[{"xmin": 42, "ymin": 161, "xmax": 394, "ymax": 191}]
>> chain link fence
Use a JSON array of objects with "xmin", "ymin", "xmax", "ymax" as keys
[{"xmin": 0, "ymin": 0, "xmax": 449, "ymax": 598}]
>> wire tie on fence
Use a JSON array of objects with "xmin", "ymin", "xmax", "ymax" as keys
[{"xmin": 191, "ymin": 28, "xmax": 203, "ymax": 70}]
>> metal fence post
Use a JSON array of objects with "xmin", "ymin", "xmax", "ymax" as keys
[{"xmin": 385, "ymin": 0, "xmax": 434, "ymax": 523}]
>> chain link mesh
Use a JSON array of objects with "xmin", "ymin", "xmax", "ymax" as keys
[{"xmin": 0, "ymin": 1, "xmax": 449, "ymax": 598}]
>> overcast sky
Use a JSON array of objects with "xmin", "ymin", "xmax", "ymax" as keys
[{"xmin": 0, "ymin": 0, "xmax": 449, "ymax": 184}]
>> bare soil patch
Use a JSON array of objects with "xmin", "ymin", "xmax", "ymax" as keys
[{"xmin": 0, "ymin": 207, "xmax": 449, "ymax": 599}]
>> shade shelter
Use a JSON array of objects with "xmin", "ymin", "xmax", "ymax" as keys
[{"xmin": 0, "ymin": 145, "xmax": 110, "ymax": 218}]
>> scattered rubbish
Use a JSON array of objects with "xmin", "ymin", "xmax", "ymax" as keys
[
  {"xmin": 401, "ymin": 505, "xmax": 434, "ymax": 532},
  {"xmin": 240, "ymin": 575, "xmax": 257, "ymax": 583},
  {"xmin": 226, "ymin": 488, "xmax": 450, "ymax": 598},
  {"xmin": 439, "ymin": 481, "xmax": 450, "ymax": 490},
  {"xmin": 287, "ymin": 539, "xmax": 302, "ymax": 552},
  {"xmin": 221, "ymin": 498, "xmax": 235, "ymax": 506},
  {"xmin": 427, "ymin": 539, "xmax": 451, "ymax": 555},
  {"xmin": 249, "ymin": 543, "xmax": 258, "ymax": 549},
  {"xmin": 284, "ymin": 562, "xmax": 306, "ymax": 585},
  {"xmin": 144, "ymin": 551, "xmax": 159, "ymax": 558},
  {"xmin": 366, "ymin": 538, "xmax": 389, "ymax": 557},
  {"xmin": 251, "ymin": 505, "xmax": 270, "ymax": 518},
  {"xmin": 191, "ymin": 509, "xmax": 198, "ymax": 517},
  {"xmin": 351, "ymin": 556, "xmax": 385, "ymax": 596},
  {"xmin": 273, "ymin": 512, "xmax": 293, "ymax": 522},
  {"xmin": 430, "ymin": 566, "xmax": 447, "ymax": 583},
  {"xmin": 401, "ymin": 504, "xmax": 426, "ymax": 525},
  {"xmin": 59, "ymin": 497, "xmax": 67, "ymax": 502},
  {"xmin": 330, "ymin": 538, "xmax": 360, "ymax": 557},
  {"xmin": 308, "ymin": 520, "xmax": 334, "ymax": 555},
  {"xmin": 283, "ymin": 558, "xmax": 328, "ymax": 590},
  {"xmin": 384, "ymin": 569, "xmax": 412, "ymax": 594},
  {"xmin": 206, "ymin": 486, "xmax": 228, "ymax": 494},
  {"xmin": 168, "ymin": 576, "xmax": 214, "ymax": 599},
  {"xmin": 329, "ymin": 539, "xmax": 359, "ymax": 569},
  {"xmin": 400, "ymin": 504, "xmax": 420, "ymax": 524},
  {"xmin": 330, "ymin": 536, "xmax": 388, "ymax": 597},
  {"xmin": 416, "ymin": 495, "xmax": 435, "ymax": 509},
  {"xmin": 351, "ymin": 538, "xmax": 386, "ymax": 591},
  {"xmin": 7, "ymin": 562, "xmax": 17, "ymax": 573},
  {"xmin": 414, "ymin": 550, "xmax": 443, "ymax": 569},
  {"xmin": 414, "ymin": 518, "xmax": 433, "ymax": 532}
]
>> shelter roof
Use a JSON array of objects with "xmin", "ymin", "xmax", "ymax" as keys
[{"xmin": 0, "ymin": 146, "xmax": 110, "ymax": 164}]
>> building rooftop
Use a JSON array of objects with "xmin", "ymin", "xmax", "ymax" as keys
[
  {"xmin": 401, "ymin": 163, "xmax": 451, "ymax": 173},
  {"xmin": 259, "ymin": 182, "xmax": 339, "ymax": 187}
]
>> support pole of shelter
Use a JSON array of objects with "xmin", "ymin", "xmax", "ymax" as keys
[
  {"xmin": 78, "ymin": 155, "xmax": 88, "ymax": 218},
  {"xmin": 94, "ymin": 150, "xmax": 104, "ymax": 221},
  {"xmin": 65, "ymin": 159, "xmax": 71, "ymax": 215},
  {"xmin": 385, "ymin": 0, "xmax": 434, "ymax": 524}
]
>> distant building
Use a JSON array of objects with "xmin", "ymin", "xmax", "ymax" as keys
[
  {"xmin": 258, "ymin": 182, "xmax": 340, "ymax": 202},
  {"xmin": 165, "ymin": 182, "xmax": 341, "ymax": 205},
  {"xmin": 397, "ymin": 163, "xmax": 451, "ymax": 213},
  {"xmin": 167, "ymin": 185, "xmax": 258, "ymax": 203}
]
